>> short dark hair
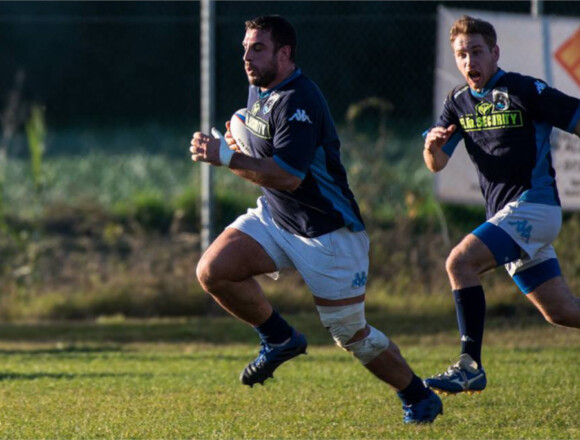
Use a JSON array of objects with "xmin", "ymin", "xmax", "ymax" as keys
[
  {"xmin": 245, "ymin": 15, "xmax": 297, "ymax": 61},
  {"xmin": 450, "ymin": 15, "xmax": 497, "ymax": 49}
]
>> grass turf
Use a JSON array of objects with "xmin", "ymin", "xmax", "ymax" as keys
[{"xmin": 0, "ymin": 316, "xmax": 577, "ymax": 439}]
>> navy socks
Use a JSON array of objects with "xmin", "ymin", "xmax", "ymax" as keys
[
  {"xmin": 397, "ymin": 374, "xmax": 431, "ymax": 405},
  {"xmin": 254, "ymin": 309, "xmax": 293, "ymax": 345},
  {"xmin": 453, "ymin": 286, "xmax": 486, "ymax": 368}
]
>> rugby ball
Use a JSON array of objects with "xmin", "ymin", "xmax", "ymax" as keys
[{"xmin": 229, "ymin": 108, "xmax": 251, "ymax": 155}]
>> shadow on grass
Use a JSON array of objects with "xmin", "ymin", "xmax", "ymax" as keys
[
  {"xmin": 0, "ymin": 346, "xmax": 123, "ymax": 355},
  {"xmin": 0, "ymin": 304, "xmax": 548, "ymax": 345},
  {"xmin": 0, "ymin": 372, "xmax": 154, "ymax": 381}
]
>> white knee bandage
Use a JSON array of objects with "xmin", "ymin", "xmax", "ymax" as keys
[
  {"xmin": 316, "ymin": 302, "xmax": 390, "ymax": 365},
  {"xmin": 343, "ymin": 325, "xmax": 390, "ymax": 364}
]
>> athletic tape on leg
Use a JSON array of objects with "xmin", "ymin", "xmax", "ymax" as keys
[
  {"xmin": 344, "ymin": 325, "xmax": 390, "ymax": 364},
  {"xmin": 316, "ymin": 302, "xmax": 390, "ymax": 364}
]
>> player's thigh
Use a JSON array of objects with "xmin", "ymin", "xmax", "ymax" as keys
[
  {"xmin": 198, "ymin": 227, "xmax": 277, "ymax": 281},
  {"xmin": 526, "ymin": 276, "xmax": 576, "ymax": 317}
]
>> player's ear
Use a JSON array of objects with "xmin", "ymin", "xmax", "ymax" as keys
[
  {"xmin": 277, "ymin": 44, "xmax": 292, "ymax": 63},
  {"xmin": 492, "ymin": 44, "xmax": 500, "ymax": 63}
]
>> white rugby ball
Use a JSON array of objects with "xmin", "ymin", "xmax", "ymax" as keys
[{"xmin": 229, "ymin": 108, "xmax": 251, "ymax": 155}]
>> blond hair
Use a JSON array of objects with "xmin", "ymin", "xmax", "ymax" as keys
[{"xmin": 450, "ymin": 15, "xmax": 497, "ymax": 49}]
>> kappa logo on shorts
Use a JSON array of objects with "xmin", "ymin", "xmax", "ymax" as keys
[
  {"xmin": 351, "ymin": 271, "xmax": 367, "ymax": 288},
  {"xmin": 508, "ymin": 219, "xmax": 532, "ymax": 244}
]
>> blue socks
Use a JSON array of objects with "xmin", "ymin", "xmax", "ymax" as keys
[
  {"xmin": 397, "ymin": 374, "xmax": 431, "ymax": 405},
  {"xmin": 254, "ymin": 309, "xmax": 293, "ymax": 345},
  {"xmin": 453, "ymin": 286, "xmax": 486, "ymax": 368}
]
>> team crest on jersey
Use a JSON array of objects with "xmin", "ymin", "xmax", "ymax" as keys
[
  {"xmin": 492, "ymin": 88, "xmax": 510, "ymax": 111},
  {"xmin": 263, "ymin": 92, "xmax": 281, "ymax": 115}
]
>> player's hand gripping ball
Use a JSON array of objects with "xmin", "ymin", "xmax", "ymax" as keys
[{"xmin": 227, "ymin": 108, "xmax": 251, "ymax": 155}]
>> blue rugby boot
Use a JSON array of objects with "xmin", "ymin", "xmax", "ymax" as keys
[
  {"xmin": 402, "ymin": 389, "xmax": 443, "ymax": 424},
  {"xmin": 424, "ymin": 354, "xmax": 487, "ymax": 395},
  {"xmin": 240, "ymin": 329, "xmax": 307, "ymax": 387}
]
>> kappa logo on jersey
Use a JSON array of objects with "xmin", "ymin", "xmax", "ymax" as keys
[
  {"xmin": 509, "ymin": 219, "xmax": 532, "ymax": 244},
  {"xmin": 351, "ymin": 271, "xmax": 367, "ymax": 288},
  {"xmin": 535, "ymin": 80, "xmax": 547, "ymax": 95},
  {"xmin": 288, "ymin": 109, "xmax": 313, "ymax": 124}
]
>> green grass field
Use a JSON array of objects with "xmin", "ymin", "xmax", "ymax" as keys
[{"xmin": 0, "ymin": 315, "xmax": 577, "ymax": 439}]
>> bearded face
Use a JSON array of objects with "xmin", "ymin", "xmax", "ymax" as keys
[{"xmin": 243, "ymin": 29, "xmax": 282, "ymax": 90}]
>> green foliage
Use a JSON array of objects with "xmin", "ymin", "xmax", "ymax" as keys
[
  {"xmin": 441, "ymin": 203, "xmax": 486, "ymax": 234},
  {"xmin": 173, "ymin": 186, "xmax": 200, "ymax": 231},
  {"xmin": 213, "ymin": 187, "xmax": 258, "ymax": 232},
  {"xmin": 131, "ymin": 190, "xmax": 174, "ymax": 233},
  {"xmin": 0, "ymin": 126, "xmax": 578, "ymax": 321}
]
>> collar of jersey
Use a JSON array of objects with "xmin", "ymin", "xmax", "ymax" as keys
[
  {"xmin": 258, "ymin": 68, "xmax": 302, "ymax": 99},
  {"xmin": 469, "ymin": 68, "xmax": 505, "ymax": 98}
]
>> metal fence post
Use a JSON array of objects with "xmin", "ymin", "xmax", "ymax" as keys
[{"xmin": 200, "ymin": 0, "xmax": 215, "ymax": 252}]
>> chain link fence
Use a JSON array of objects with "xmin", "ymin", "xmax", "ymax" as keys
[{"xmin": 2, "ymin": 1, "xmax": 579, "ymax": 187}]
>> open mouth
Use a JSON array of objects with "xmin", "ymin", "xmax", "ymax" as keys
[{"xmin": 468, "ymin": 71, "xmax": 481, "ymax": 82}]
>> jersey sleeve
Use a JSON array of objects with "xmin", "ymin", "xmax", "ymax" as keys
[
  {"xmin": 270, "ymin": 92, "xmax": 319, "ymax": 180},
  {"xmin": 525, "ymin": 77, "xmax": 580, "ymax": 132}
]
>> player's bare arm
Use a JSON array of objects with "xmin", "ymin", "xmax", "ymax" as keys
[
  {"xmin": 190, "ymin": 131, "xmax": 301, "ymax": 191},
  {"xmin": 229, "ymin": 155, "xmax": 301, "ymax": 191},
  {"xmin": 423, "ymin": 124, "xmax": 455, "ymax": 172}
]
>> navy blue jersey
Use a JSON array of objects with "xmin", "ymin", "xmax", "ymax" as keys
[
  {"xmin": 243, "ymin": 68, "xmax": 364, "ymax": 238},
  {"xmin": 432, "ymin": 69, "xmax": 580, "ymax": 218}
]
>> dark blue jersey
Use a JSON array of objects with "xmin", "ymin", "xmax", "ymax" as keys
[
  {"xmin": 432, "ymin": 69, "xmax": 580, "ymax": 218},
  {"xmin": 243, "ymin": 68, "xmax": 364, "ymax": 238}
]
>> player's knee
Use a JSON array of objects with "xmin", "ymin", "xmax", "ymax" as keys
[
  {"xmin": 446, "ymin": 245, "xmax": 479, "ymax": 277},
  {"xmin": 542, "ymin": 308, "xmax": 576, "ymax": 327},
  {"xmin": 342, "ymin": 325, "xmax": 390, "ymax": 364},
  {"xmin": 195, "ymin": 254, "xmax": 221, "ymax": 293},
  {"xmin": 317, "ymin": 302, "xmax": 390, "ymax": 364},
  {"xmin": 445, "ymin": 247, "xmax": 462, "ymax": 275},
  {"xmin": 317, "ymin": 302, "xmax": 366, "ymax": 347}
]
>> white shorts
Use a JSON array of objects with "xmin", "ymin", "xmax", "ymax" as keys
[
  {"xmin": 474, "ymin": 200, "xmax": 561, "ymax": 277},
  {"xmin": 227, "ymin": 197, "xmax": 370, "ymax": 300}
]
